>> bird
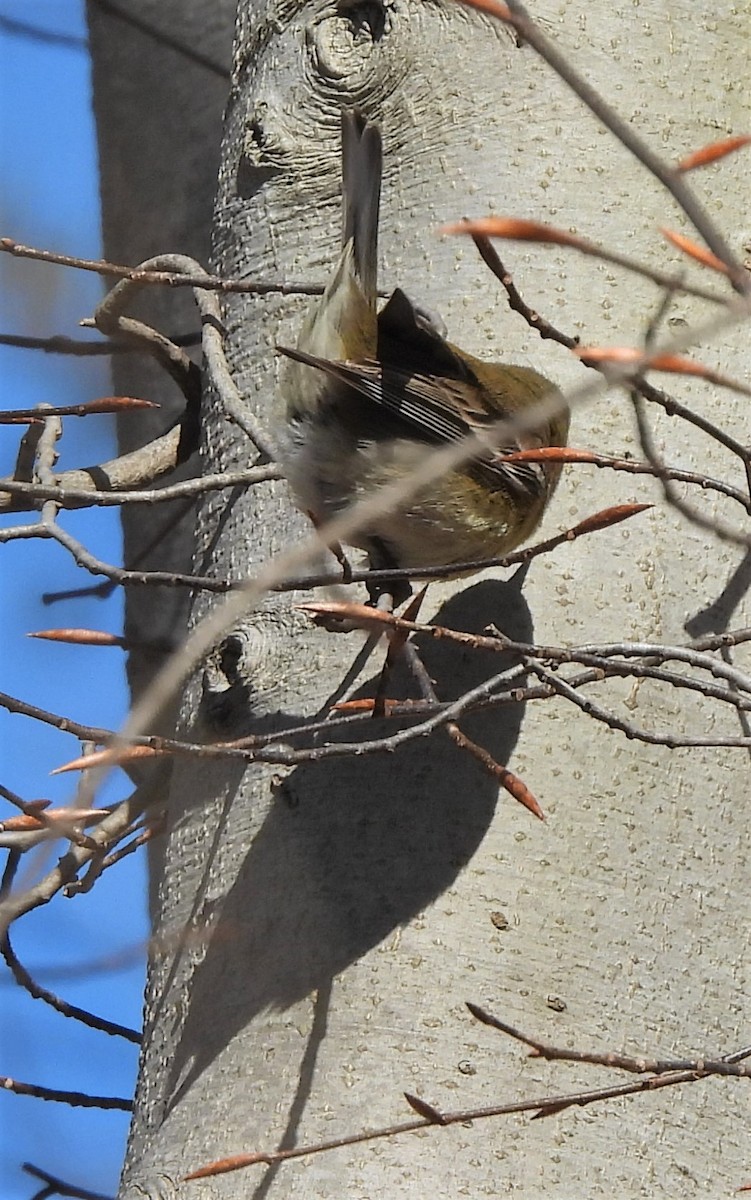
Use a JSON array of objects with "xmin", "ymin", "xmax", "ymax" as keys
[{"xmin": 278, "ymin": 109, "xmax": 569, "ymax": 606}]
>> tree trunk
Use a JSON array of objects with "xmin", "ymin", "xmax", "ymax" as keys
[
  {"xmin": 89, "ymin": 2, "xmax": 749, "ymax": 1196},
  {"xmin": 86, "ymin": 0, "xmax": 235, "ymax": 703},
  {"xmin": 86, "ymin": 0, "xmax": 235, "ymax": 898}
]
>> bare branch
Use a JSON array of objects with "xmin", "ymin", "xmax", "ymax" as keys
[
  {"xmin": 0, "ymin": 792, "xmax": 148, "ymax": 936},
  {"xmin": 0, "ymin": 426, "xmax": 184, "ymax": 515},
  {"xmin": 22, "ymin": 1161, "xmax": 114, "ymax": 1200},
  {"xmin": 1, "ymin": 464, "xmax": 281, "ymax": 512},
  {"xmin": 1, "ymin": 927, "xmax": 141, "ymax": 1043},
  {"xmin": 449, "ymin": 218, "xmax": 728, "ymax": 306},
  {"xmin": 470, "ymin": 0, "xmax": 748, "ymax": 289},
  {"xmin": 0, "ymin": 329, "xmax": 199, "ymax": 355},
  {"xmin": 0, "ymin": 237, "xmax": 328, "ymax": 297},
  {"xmin": 0, "ymin": 1074, "xmax": 132, "ymax": 1110},
  {"xmin": 466, "ymin": 1003, "xmax": 751, "ymax": 1078}
]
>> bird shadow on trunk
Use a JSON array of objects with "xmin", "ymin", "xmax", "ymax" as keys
[{"xmin": 164, "ymin": 572, "xmax": 538, "ymax": 1109}]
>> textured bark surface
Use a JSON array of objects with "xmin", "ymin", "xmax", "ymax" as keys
[{"xmin": 87, "ymin": 1, "xmax": 750, "ymax": 1196}]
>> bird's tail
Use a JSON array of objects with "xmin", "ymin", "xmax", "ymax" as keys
[{"xmin": 341, "ymin": 109, "xmax": 382, "ymax": 305}]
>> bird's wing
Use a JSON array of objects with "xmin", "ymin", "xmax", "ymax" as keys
[{"xmin": 276, "ymin": 343, "xmax": 546, "ymax": 499}]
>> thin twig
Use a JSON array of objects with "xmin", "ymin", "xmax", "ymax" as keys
[
  {"xmin": 0, "ymin": 792, "xmax": 148, "ymax": 936},
  {"xmin": 497, "ymin": 0, "xmax": 746, "ymax": 288},
  {"xmin": 1, "ymin": 426, "xmax": 186, "ymax": 515},
  {"xmin": 469, "ymin": 236, "xmax": 581, "ymax": 342},
  {"xmin": 0, "ymin": 14, "xmax": 86, "ymax": 49},
  {"xmin": 0, "ymin": 329, "xmax": 200, "ymax": 355},
  {"xmin": 631, "ymin": 390, "xmax": 751, "ymax": 546},
  {"xmin": 1, "ymin": 928, "xmax": 141, "ymax": 1042},
  {"xmin": 467, "ymin": 226, "xmax": 726, "ymax": 308},
  {"xmin": 0, "ymin": 1074, "xmax": 132, "ymax": 1109},
  {"xmin": 496, "ymin": 448, "xmax": 751, "ymax": 513},
  {"xmin": 22, "ymin": 1161, "xmax": 114, "ymax": 1200},
  {"xmin": 184, "ymin": 1024, "xmax": 749, "ymax": 1182},
  {"xmin": 467, "ymin": 1003, "xmax": 751, "ymax": 1078},
  {"xmin": 526, "ymin": 660, "xmax": 751, "ymax": 748},
  {"xmin": 0, "ymin": 464, "xmax": 281, "ymax": 510},
  {"xmin": 0, "ymin": 237, "xmax": 328, "ymax": 296}
]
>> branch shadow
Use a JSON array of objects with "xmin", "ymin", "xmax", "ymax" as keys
[{"xmin": 683, "ymin": 548, "xmax": 751, "ymax": 639}]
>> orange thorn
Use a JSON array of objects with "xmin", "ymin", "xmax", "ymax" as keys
[
  {"xmin": 28, "ymin": 628, "xmax": 126, "ymax": 647},
  {"xmin": 569, "ymin": 504, "xmax": 652, "ymax": 538},
  {"xmin": 676, "ymin": 134, "xmax": 751, "ymax": 173},
  {"xmin": 51, "ymin": 744, "xmax": 163, "ymax": 775},
  {"xmin": 442, "ymin": 215, "xmax": 584, "ymax": 249},
  {"xmin": 660, "ymin": 228, "xmax": 730, "ymax": 276}
]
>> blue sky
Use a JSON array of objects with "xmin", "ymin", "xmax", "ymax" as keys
[{"xmin": 1, "ymin": 5, "xmax": 147, "ymax": 1197}]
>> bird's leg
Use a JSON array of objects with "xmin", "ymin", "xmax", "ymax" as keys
[
  {"xmin": 365, "ymin": 536, "xmax": 412, "ymax": 611},
  {"xmin": 329, "ymin": 539, "xmax": 353, "ymax": 584},
  {"xmin": 306, "ymin": 510, "xmax": 353, "ymax": 584}
]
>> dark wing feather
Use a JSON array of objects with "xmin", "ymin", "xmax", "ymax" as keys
[
  {"xmin": 278, "ymin": 345, "xmax": 474, "ymax": 441},
  {"xmin": 277, "ymin": 343, "xmax": 546, "ymax": 500}
]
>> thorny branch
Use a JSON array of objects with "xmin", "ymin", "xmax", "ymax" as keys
[
  {"xmin": 183, "ymin": 1006, "xmax": 751, "ymax": 1181},
  {"xmin": 0, "ymin": 251, "xmax": 279, "ymax": 516},
  {"xmin": 0, "ymin": 328, "xmax": 200, "ymax": 355},
  {"xmin": 471, "ymin": 0, "xmax": 748, "ymax": 290},
  {"xmin": 466, "ymin": 1003, "xmax": 751, "ymax": 1080}
]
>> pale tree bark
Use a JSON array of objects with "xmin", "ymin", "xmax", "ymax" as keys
[{"xmin": 88, "ymin": 1, "xmax": 749, "ymax": 1196}]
